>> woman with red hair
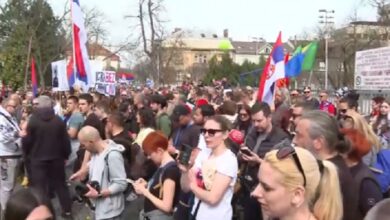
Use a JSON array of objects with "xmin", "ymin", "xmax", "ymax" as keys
[{"xmin": 340, "ymin": 128, "xmax": 383, "ymax": 218}]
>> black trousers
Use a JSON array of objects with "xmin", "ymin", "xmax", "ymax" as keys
[{"xmin": 30, "ymin": 159, "xmax": 72, "ymax": 213}]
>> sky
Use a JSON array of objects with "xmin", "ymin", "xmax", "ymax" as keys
[{"xmin": 47, "ymin": 0, "xmax": 378, "ymax": 44}]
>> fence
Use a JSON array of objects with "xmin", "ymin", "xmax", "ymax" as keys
[{"xmin": 356, "ymin": 90, "xmax": 390, "ymax": 115}]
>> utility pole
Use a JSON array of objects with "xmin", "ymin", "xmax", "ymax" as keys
[{"xmin": 319, "ymin": 9, "xmax": 335, "ymax": 91}]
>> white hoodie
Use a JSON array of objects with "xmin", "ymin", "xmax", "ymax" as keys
[{"xmin": 0, "ymin": 106, "xmax": 21, "ymax": 156}]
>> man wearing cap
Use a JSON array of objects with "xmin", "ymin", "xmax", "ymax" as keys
[{"xmin": 303, "ymin": 86, "xmax": 320, "ymax": 109}]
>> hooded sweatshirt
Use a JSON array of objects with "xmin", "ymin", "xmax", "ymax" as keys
[
  {"xmin": 0, "ymin": 106, "xmax": 21, "ymax": 156},
  {"xmin": 22, "ymin": 107, "xmax": 71, "ymax": 161},
  {"xmin": 89, "ymin": 140, "xmax": 127, "ymax": 220}
]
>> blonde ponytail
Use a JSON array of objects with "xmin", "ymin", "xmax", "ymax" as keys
[{"xmin": 313, "ymin": 160, "xmax": 343, "ymax": 220}]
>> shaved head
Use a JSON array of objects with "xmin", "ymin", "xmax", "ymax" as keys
[{"xmin": 78, "ymin": 126, "xmax": 101, "ymax": 143}]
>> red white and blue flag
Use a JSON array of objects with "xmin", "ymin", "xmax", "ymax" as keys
[
  {"xmin": 66, "ymin": 56, "xmax": 75, "ymax": 87},
  {"xmin": 31, "ymin": 57, "xmax": 38, "ymax": 97},
  {"xmin": 257, "ymin": 32, "xmax": 285, "ymax": 105},
  {"xmin": 72, "ymin": 0, "xmax": 90, "ymax": 91}
]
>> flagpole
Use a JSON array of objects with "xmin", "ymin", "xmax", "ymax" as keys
[
  {"xmin": 308, "ymin": 70, "xmax": 313, "ymax": 86},
  {"xmin": 24, "ymin": 36, "xmax": 33, "ymax": 90},
  {"xmin": 70, "ymin": 0, "xmax": 77, "ymax": 90}
]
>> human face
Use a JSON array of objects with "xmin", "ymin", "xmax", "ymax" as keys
[
  {"xmin": 252, "ymin": 111, "xmax": 271, "ymax": 133},
  {"xmin": 303, "ymin": 90, "xmax": 311, "ymax": 98},
  {"xmin": 202, "ymin": 119, "xmax": 226, "ymax": 149},
  {"xmin": 78, "ymin": 99, "xmax": 91, "ymax": 115},
  {"xmin": 371, "ymin": 100, "xmax": 380, "ymax": 111},
  {"xmin": 341, "ymin": 116, "xmax": 354, "ymax": 129},
  {"xmin": 66, "ymin": 99, "xmax": 78, "ymax": 112},
  {"xmin": 251, "ymin": 162, "xmax": 294, "ymax": 218},
  {"xmin": 5, "ymin": 100, "xmax": 17, "ymax": 115},
  {"xmin": 338, "ymin": 102, "xmax": 348, "ymax": 117},
  {"xmin": 150, "ymin": 102, "xmax": 159, "ymax": 112},
  {"xmin": 380, "ymin": 102, "xmax": 390, "ymax": 116},
  {"xmin": 319, "ymin": 93, "xmax": 328, "ymax": 102},
  {"xmin": 79, "ymin": 137, "xmax": 95, "ymax": 153},
  {"xmin": 290, "ymin": 106, "xmax": 304, "ymax": 127},
  {"xmin": 26, "ymin": 205, "xmax": 53, "ymax": 220},
  {"xmin": 146, "ymin": 149, "xmax": 164, "ymax": 165},
  {"xmin": 193, "ymin": 108, "xmax": 204, "ymax": 125},
  {"xmin": 94, "ymin": 107, "xmax": 104, "ymax": 119},
  {"xmin": 239, "ymin": 109, "xmax": 250, "ymax": 122},
  {"xmin": 293, "ymin": 119, "xmax": 315, "ymax": 152},
  {"xmin": 274, "ymin": 90, "xmax": 283, "ymax": 105}
]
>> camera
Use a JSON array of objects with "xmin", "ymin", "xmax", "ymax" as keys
[{"xmin": 74, "ymin": 181, "xmax": 101, "ymax": 210}]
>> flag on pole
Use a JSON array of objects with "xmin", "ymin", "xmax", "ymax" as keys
[
  {"xmin": 285, "ymin": 46, "xmax": 305, "ymax": 77},
  {"xmin": 257, "ymin": 32, "xmax": 285, "ymax": 105},
  {"xmin": 71, "ymin": 0, "xmax": 90, "ymax": 91},
  {"xmin": 31, "ymin": 57, "xmax": 38, "ymax": 97},
  {"xmin": 66, "ymin": 57, "xmax": 75, "ymax": 87},
  {"xmin": 276, "ymin": 53, "xmax": 290, "ymax": 88},
  {"xmin": 301, "ymin": 42, "xmax": 318, "ymax": 71}
]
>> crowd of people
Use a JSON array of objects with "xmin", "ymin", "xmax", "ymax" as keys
[{"xmin": 0, "ymin": 81, "xmax": 389, "ymax": 220}]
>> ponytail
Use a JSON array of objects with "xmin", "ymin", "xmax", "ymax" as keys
[{"xmin": 313, "ymin": 160, "xmax": 343, "ymax": 220}]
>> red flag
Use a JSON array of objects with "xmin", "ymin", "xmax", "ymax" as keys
[{"xmin": 31, "ymin": 57, "xmax": 38, "ymax": 96}]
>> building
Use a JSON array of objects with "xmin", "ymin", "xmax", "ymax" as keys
[
  {"xmin": 231, "ymin": 40, "xmax": 272, "ymax": 65},
  {"xmin": 66, "ymin": 43, "xmax": 121, "ymax": 70}
]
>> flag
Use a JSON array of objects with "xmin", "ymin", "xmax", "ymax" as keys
[
  {"xmin": 31, "ymin": 57, "xmax": 38, "ymax": 97},
  {"xmin": 257, "ymin": 32, "xmax": 285, "ymax": 105},
  {"xmin": 66, "ymin": 57, "xmax": 75, "ymax": 87},
  {"xmin": 72, "ymin": 0, "xmax": 91, "ymax": 90},
  {"xmin": 285, "ymin": 46, "xmax": 304, "ymax": 77},
  {"xmin": 276, "ymin": 53, "xmax": 290, "ymax": 88},
  {"xmin": 301, "ymin": 42, "xmax": 318, "ymax": 71}
]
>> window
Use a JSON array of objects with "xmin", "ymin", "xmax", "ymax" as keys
[
  {"xmin": 194, "ymin": 54, "xmax": 207, "ymax": 63},
  {"xmin": 265, "ymin": 47, "xmax": 270, "ymax": 54}
]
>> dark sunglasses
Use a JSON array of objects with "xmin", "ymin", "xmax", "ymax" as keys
[
  {"xmin": 200, "ymin": 128, "xmax": 223, "ymax": 137},
  {"xmin": 276, "ymin": 146, "xmax": 307, "ymax": 187}
]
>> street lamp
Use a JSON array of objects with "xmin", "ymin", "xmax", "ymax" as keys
[{"xmin": 319, "ymin": 9, "xmax": 335, "ymax": 91}]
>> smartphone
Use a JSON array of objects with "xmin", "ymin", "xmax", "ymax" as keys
[
  {"xmin": 240, "ymin": 148, "xmax": 253, "ymax": 156},
  {"xmin": 126, "ymin": 179, "xmax": 136, "ymax": 184}
]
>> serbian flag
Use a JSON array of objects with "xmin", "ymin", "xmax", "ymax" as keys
[
  {"xmin": 72, "ymin": 0, "xmax": 90, "ymax": 90},
  {"xmin": 257, "ymin": 32, "xmax": 285, "ymax": 105},
  {"xmin": 118, "ymin": 72, "xmax": 135, "ymax": 81},
  {"xmin": 66, "ymin": 57, "xmax": 75, "ymax": 87},
  {"xmin": 31, "ymin": 57, "xmax": 38, "ymax": 97},
  {"xmin": 276, "ymin": 53, "xmax": 290, "ymax": 88}
]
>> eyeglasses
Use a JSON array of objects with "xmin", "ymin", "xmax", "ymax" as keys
[
  {"xmin": 303, "ymin": 91, "xmax": 310, "ymax": 94},
  {"xmin": 276, "ymin": 146, "xmax": 307, "ymax": 187},
  {"xmin": 200, "ymin": 128, "xmax": 223, "ymax": 137}
]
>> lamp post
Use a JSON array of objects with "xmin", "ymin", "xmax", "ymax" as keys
[{"xmin": 319, "ymin": 9, "xmax": 335, "ymax": 91}]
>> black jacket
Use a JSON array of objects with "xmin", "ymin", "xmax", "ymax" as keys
[{"xmin": 22, "ymin": 108, "xmax": 71, "ymax": 161}]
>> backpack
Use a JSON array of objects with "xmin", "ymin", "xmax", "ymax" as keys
[
  {"xmin": 371, "ymin": 149, "xmax": 390, "ymax": 197},
  {"xmin": 104, "ymin": 149, "xmax": 133, "ymax": 197}
]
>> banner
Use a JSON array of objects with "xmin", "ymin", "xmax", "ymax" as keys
[
  {"xmin": 355, "ymin": 46, "xmax": 390, "ymax": 90},
  {"xmin": 95, "ymin": 71, "xmax": 116, "ymax": 96},
  {"xmin": 52, "ymin": 60, "xmax": 68, "ymax": 91}
]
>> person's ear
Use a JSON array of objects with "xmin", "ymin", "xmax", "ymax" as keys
[{"xmin": 291, "ymin": 186, "xmax": 305, "ymax": 208}]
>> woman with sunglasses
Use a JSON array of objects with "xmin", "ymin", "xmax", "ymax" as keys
[
  {"xmin": 180, "ymin": 115, "xmax": 238, "ymax": 220},
  {"xmin": 251, "ymin": 146, "xmax": 343, "ymax": 220},
  {"xmin": 234, "ymin": 104, "xmax": 252, "ymax": 137}
]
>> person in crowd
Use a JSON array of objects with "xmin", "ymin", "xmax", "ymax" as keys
[
  {"xmin": 94, "ymin": 99, "xmax": 110, "ymax": 134},
  {"xmin": 251, "ymin": 146, "xmax": 343, "ymax": 220},
  {"xmin": 372, "ymin": 99, "xmax": 390, "ymax": 149},
  {"xmin": 339, "ymin": 128, "xmax": 383, "ymax": 217},
  {"xmin": 65, "ymin": 96, "xmax": 85, "ymax": 175},
  {"xmin": 180, "ymin": 116, "xmax": 238, "ymax": 220},
  {"xmin": 208, "ymin": 87, "xmax": 223, "ymax": 106},
  {"xmin": 77, "ymin": 126, "xmax": 128, "ymax": 220},
  {"xmin": 233, "ymin": 104, "xmax": 252, "ymax": 137},
  {"xmin": 150, "ymin": 94, "xmax": 171, "ymax": 138},
  {"xmin": 132, "ymin": 131, "xmax": 181, "ymax": 220},
  {"xmin": 134, "ymin": 93, "xmax": 149, "ymax": 110},
  {"xmin": 367, "ymin": 96, "xmax": 385, "ymax": 124},
  {"xmin": 217, "ymin": 100, "xmax": 237, "ymax": 123},
  {"xmin": 289, "ymin": 101, "xmax": 315, "ymax": 136},
  {"xmin": 134, "ymin": 108, "xmax": 156, "ymax": 148},
  {"xmin": 338, "ymin": 95, "xmax": 359, "ymax": 118},
  {"xmin": 22, "ymin": 95, "xmax": 72, "ymax": 218},
  {"xmin": 4, "ymin": 188, "xmax": 54, "ymax": 220},
  {"xmin": 272, "ymin": 88, "xmax": 291, "ymax": 133},
  {"xmin": 341, "ymin": 110, "xmax": 380, "ymax": 166},
  {"xmin": 290, "ymin": 89, "xmax": 300, "ymax": 106},
  {"xmin": 303, "ymin": 86, "xmax": 319, "ymax": 109},
  {"xmin": 169, "ymin": 104, "xmax": 202, "ymax": 219},
  {"xmin": 118, "ymin": 100, "xmax": 139, "ymax": 136},
  {"xmin": 239, "ymin": 102, "xmax": 290, "ymax": 220},
  {"xmin": 319, "ymin": 90, "xmax": 336, "ymax": 116},
  {"xmin": 293, "ymin": 110, "xmax": 359, "ymax": 220},
  {"xmin": 0, "ymin": 98, "xmax": 22, "ymax": 214}
]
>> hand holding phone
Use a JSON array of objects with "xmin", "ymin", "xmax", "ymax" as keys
[{"xmin": 240, "ymin": 147, "xmax": 253, "ymax": 156}]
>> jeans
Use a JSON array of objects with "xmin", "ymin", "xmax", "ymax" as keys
[{"xmin": 0, "ymin": 158, "xmax": 20, "ymax": 211}]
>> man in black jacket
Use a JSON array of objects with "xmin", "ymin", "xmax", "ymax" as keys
[{"xmin": 22, "ymin": 95, "xmax": 72, "ymax": 217}]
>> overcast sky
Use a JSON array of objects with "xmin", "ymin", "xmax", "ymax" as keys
[{"xmin": 47, "ymin": 0, "xmax": 377, "ymax": 44}]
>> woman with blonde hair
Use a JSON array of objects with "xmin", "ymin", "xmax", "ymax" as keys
[
  {"xmin": 251, "ymin": 146, "xmax": 343, "ymax": 220},
  {"xmin": 342, "ymin": 110, "xmax": 381, "ymax": 165}
]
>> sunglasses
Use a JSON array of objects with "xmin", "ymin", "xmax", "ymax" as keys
[
  {"xmin": 303, "ymin": 91, "xmax": 310, "ymax": 94},
  {"xmin": 276, "ymin": 146, "xmax": 307, "ymax": 187},
  {"xmin": 200, "ymin": 128, "xmax": 223, "ymax": 137}
]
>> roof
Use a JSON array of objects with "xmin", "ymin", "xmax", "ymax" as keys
[
  {"xmin": 65, "ymin": 43, "xmax": 121, "ymax": 61},
  {"xmin": 349, "ymin": 21, "xmax": 389, "ymax": 26},
  {"xmin": 231, "ymin": 41, "xmax": 270, "ymax": 54},
  {"xmin": 163, "ymin": 37, "xmax": 234, "ymax": 51}
]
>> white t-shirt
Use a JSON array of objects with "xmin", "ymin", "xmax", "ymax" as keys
[{"xmin": 192, "ymin": 149, "xmax": 238, "ymax": 220}]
